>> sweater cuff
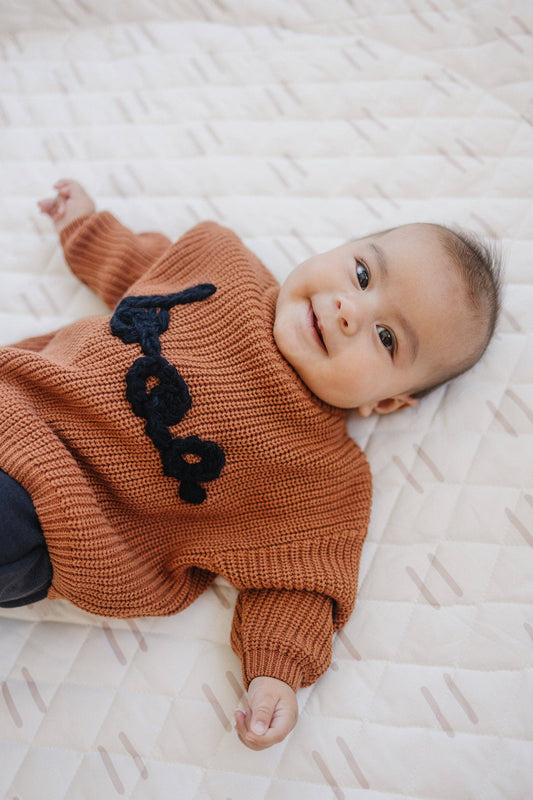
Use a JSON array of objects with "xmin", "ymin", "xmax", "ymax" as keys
[
  {"xmin": 59, "ymin": 213, "xmax": 94, "ymax": 248},
  {"xmin": 241, "ymin": 648, "xmax": 305, "ymax": 692}
]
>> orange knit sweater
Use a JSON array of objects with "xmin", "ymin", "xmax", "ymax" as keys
[{"xmin": 0, "ymin": 212, "xmax": 372, "ymax": 690}]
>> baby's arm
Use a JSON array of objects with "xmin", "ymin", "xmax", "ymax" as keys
[
  {"xmin": 38, "ymin": 180, "xmax": 171, "ymax": 308},
  {"xmin": 234, "ymin": 676, "xmax": 298, "ymax": 750},
  {"xmin": 231, "ymin": 588, "xmax": 335, "ymax": 749}
]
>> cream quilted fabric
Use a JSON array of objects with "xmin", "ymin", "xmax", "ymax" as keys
[{"xmin": 0, "ymin": 2, "xmax": 531, "ymax": 798}]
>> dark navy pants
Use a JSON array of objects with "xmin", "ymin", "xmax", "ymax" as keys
[{"xmin": 0, "ymin": 469, "xmax": 52, "ymax": 607}]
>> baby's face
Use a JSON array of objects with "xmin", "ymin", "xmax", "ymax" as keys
[{"xmin": 273, "ymin": 224, "xmax": 478, "ymax": 414}]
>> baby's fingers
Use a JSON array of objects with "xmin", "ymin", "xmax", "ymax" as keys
[
  {"xmin": 234, "ymin": 709, "xmax": 248, "ymax": 738},
  {"xmin": 37, "ymin": 198, "xmax": 56, "ymax": 214},
  {"xmin": 234, "ymin": 703, "xmax": 293, "ymax": 751},
  {"xmin": 38, "ymin": 196, "xmax": 66, "ymax": 221},
  {"xmin": 234, "ymin": 709, "xmax": 277, "ymax": 750},
  {"xmin": 54, "ymin": 179, "xmax": 72, "ymax": 192}
]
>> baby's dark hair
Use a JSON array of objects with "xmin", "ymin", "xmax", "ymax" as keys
[{"xmin": 412, "ymin": 224, "xmax": 503, "ymax": 398}]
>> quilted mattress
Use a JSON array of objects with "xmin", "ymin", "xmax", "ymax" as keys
[{"xmin": 0, "ymin": 1, "xmax": 531, "ymax": 798}]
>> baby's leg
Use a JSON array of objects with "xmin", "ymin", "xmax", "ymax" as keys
[
  {"xmin": 0, "ymin": 470, "xmax": 52, "ymax": 606},
  {"xmin": 38, "ymin": 179, "xmax": 96, "ymax": 234}
]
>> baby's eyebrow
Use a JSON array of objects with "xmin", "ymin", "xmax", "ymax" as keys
[
  {"xmin": 396, "ymin": 311, "xmax": 419, "ymax": 363},
  {"xmin": 370, "ymin": 242, "xmax": 389, "ymax": 277}
]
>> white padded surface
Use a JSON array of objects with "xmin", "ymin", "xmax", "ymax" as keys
[{"xmin": 0, "ymin": 2, "xmax": 532, "ymax": 798}]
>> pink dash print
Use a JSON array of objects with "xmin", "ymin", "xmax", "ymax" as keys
[
  {"xmin": 202, "ymin": 683, "xmax": 232, "ymax": 732},
  {"xmin": 2, "ymin": 681, "xmax": 22, "ymax": 728},
  {"xmin": 21, "ymin": 667, "xmax": 47, "ymax": 713},
  {"xmin": 312, "ymin": 751, "xmax": 345, "ymax": 800},
  {"xmin": 393, "ymin": 455, "xmax": 423, "ymax": 493},
  {"xmin": 119, "ymin": 731, "xmax": 148, "ymax": 779},
  {"xmin": 421, "ymin": 687, "xmax": 455, "ymax": 737},
  {"xmin": 337, "ymin": 737, "xmax": 370, "ymax": 789},
  {"xmin": 98, "ymin": 746, "xmax": 125, "ymax": 794},
  {"xmin": 102, "ymin": 622, "xmax": 127, "ymax": 665}
]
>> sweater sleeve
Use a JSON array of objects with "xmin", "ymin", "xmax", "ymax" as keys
[
  {"xmin": 230, "ymin": 588, "xmax": 334, "ymax": 692},
  {"xmin": 59, "ymin": 211, "xmax": 172, "ymax": 309}
]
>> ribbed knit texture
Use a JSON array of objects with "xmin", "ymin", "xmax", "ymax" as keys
[{"xmin": 0, "ymin": 213, "xmax": 372, "ymax": 690}]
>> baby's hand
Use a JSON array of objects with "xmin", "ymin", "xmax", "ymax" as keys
[
  {"xmin": 234, "ymin": 676, "xmax": 298, "ymax": 750},
  {"xmin": 38, "ymin": 179, "xmax": 95, "ymax": 234}
]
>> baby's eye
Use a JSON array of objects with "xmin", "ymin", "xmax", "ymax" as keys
[
  {"xmin": 355, "ymin": 260, "xmax": 369, "ymax": 290},
  {"xmin": 377, "ymin": 325, "xmax": 396, "ymax": 355}
]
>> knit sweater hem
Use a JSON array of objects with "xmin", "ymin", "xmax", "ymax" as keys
[{"xmin": 241, "ymin": 648, "xmax": 305, "ymax": 692}]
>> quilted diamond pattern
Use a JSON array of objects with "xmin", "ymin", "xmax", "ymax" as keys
[{"xmin": 1, "ymin": 2, "xmax": 531, "ymax": 798}]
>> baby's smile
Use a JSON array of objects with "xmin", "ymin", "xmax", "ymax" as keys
[{"xmin": 310, "ymin": 307, "xmax": 327, "ymax": 352}]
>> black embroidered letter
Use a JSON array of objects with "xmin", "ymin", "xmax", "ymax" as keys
[{"xmin": 110, "ymin": 285, "xmax": 225, "ymax": 504}]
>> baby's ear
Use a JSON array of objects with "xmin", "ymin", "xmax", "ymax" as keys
[{"xmin": 358, "ymin": 394, "xmax": 418, "ymax": 417}]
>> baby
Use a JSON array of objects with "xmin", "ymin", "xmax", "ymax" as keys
[{"xmin": 0, "ymin": 180, "xmax": 500, "ymax": 750}]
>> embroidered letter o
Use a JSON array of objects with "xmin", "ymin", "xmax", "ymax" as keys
[{"xmin": 126, "ymin": 355, "xmax": 191, "ymax": 427}]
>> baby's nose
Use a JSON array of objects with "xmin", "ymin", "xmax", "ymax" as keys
[{"xmin": 336, "ymin": 295, "xmax": 360, "ymax": 335}]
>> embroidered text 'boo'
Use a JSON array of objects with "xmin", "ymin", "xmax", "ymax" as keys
[{"xmin": 110, "ymin": 285, "xmax": 225, "ymax": 504}]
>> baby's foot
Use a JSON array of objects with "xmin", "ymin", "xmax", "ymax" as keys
[{"xmin": 38, "ymin": 179, "xmax": 96, "ymax": 234}]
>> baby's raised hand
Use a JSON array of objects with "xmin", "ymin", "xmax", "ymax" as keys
[
  {"xmin": 234, "ymin": 676, "xmax": 298, "ymax": 750},
  {"xmin": 38, "ymin": 179, "xmax": 95, "ymax": 233}
]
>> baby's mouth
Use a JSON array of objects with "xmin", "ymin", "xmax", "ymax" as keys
[{"xmin": 312, "ymin": 310, "xmax": 327, "ymax": 352}]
